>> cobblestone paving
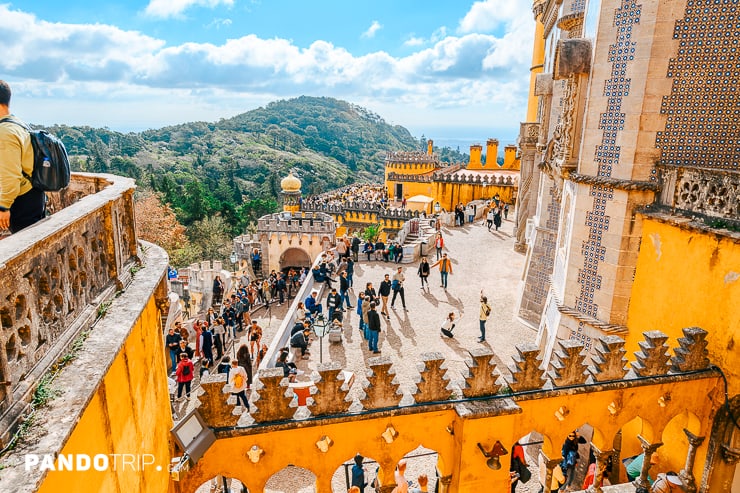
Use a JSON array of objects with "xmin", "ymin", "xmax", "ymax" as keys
[{"xmin": 192, "ymin": 217, "xmax": 546, "ymax": 492}]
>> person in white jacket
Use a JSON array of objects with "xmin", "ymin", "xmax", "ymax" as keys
[{"xmin": 228, "ymin": 360, "xmax": 250, "ymax": 411}]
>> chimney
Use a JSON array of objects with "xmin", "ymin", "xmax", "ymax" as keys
[
  {"xmin": 486, "ymin": 139, "xmax": 499, "ymax": 167},
  {"xmin": 468, "ymin": 144, "xmax": 483, "ymax": 169},
  {"xmin": 503, "ymin": 145, "xmax": 519, "ymax": 169}
]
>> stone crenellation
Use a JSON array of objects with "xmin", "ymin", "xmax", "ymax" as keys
[
  {"xmin": 412, "ymin": 352, "xmax": 453, "ymax": 403},
  {"xmin": 208, "ymin": 329, "xmax": 719, "ymax": 424},
  {"xmin": 309, "ymin": 362, "xmax": 352, "ymax": 417},
  {"xmin": 432, "ymin": 172, "xmax": 518, "ymax": 186},
  {"xmin": 631, "ymin": 331, "xmax": 672, "ymax": 378},
  {"xmin": 385, "ymin": 151, "xmax": 439, "ymax": 163},
  {"xmin": 461, "ymin": 348, "xmax": 502, "ymax": 398}
]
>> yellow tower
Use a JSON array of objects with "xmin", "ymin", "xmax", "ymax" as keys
[
  {"xmin": 280, "ymin": 171, "xmax": 302, "ymax": 213},
  {"xmin": 468, "ymin": 144, "xmax": 483, "ymax": 170},
  {"xmin": 486, "ymin": 139, "xmax": 499, "ymax": 167},
  {"xmin": 526, "ymin": 7, "xmax": 546, "ymax": 122},
  {"xmin": 502, "ymin": 145, "xmax": 519, "ymax": 169},
  {"xmin": 427, "ymin": 139, "xmax": 434, "ymax": 155}
]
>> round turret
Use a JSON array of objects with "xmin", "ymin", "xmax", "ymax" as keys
[{"xmin": 281, "ymin": 172, "xmax": 302, "ymax": 193}]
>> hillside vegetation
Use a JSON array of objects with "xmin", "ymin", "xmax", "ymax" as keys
[{"xmin": 43, "ymin": 96, "xmax": 468, "ymax": 265}]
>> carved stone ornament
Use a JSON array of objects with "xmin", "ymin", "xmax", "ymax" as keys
[{"xmin": 539, "ymin": 76, "xmax": 577, "ymax": 199}]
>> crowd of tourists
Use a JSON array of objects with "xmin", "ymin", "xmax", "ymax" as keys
[{"xmin": 303, "ymin": 184, "xmax": 388, "ymax": 209}]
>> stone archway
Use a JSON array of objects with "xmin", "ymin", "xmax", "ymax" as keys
[{"xmin": 279, "ymin": 248, "xmax": 311, "ymax": 272}]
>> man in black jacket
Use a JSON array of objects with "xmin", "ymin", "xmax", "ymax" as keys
[
  {"xmin": 290, "ymin": 328, "xmax": 311, "ymax": 359},
  {"xmin": 339, "ymin": 271, "xmax": 353, "ymax": 309},
  {"xmin": 165, "ymin": 327, "xmax": 182, "ymax": 373},
  {"xmin": 378, "ymin": 274, "xmax": 392, "ymax": 319},
  {"xmin": 366, "ymin": 302, "xmax": 381, "ymax": 353},
  {"xmin": 326, "ymin": 287, "xmax": 342, "ymax": 321}
]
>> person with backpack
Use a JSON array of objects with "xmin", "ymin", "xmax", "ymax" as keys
[
  {"xmin": 228, "ymin": 360, "xmax": 250, "ymax": 411},
  {"xmin": 0, "ymin": 80, "xmax": 46, "ymax": 233},
  {"xmin": 479, "ymin": 294, "xmax": 492, "ymax": 343},
  {"xmin": 175, "ymin": 353, "xmax": 194, "ymax": 401}
]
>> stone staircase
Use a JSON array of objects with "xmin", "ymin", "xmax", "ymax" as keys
[{"xmin": 398, "ymin": 217, "xmax": 437, "ymax": 262}]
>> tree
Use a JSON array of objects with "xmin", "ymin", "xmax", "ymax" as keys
[
  {"xmin": 186, "ymin": 215, "xmax": 234, "ymax": 264},
  {"xmin": 134, "ymin": 193, "xmax": 195, "ymax": 267}
]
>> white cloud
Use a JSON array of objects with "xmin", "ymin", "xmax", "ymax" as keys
[
  {"xmin": 144, "ymin": 0, "xmax": 234, "ymax": 19},
  {"xmin": 458, "ymin": 0, "xmax": 531, "ymax": 33},
  {"xmin": 0, "ymin": 4, "xmax": 533, "ymax": 135},
  {"xmin": 205, "ymin": 18, "xmax": 232, "ymax": 29},
  {"xmin": 361, "ymin": 20, "xmax": 382, "ymax": 39},
  {"xmin": 404, "ymin": 36, "xmax": 424, "ymax": 47}
]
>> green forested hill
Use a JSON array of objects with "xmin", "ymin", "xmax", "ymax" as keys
[{"xmin": 42, "ymin": 96, "xmax": 468, "ymax": 265}]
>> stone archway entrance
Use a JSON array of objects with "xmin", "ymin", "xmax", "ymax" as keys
[{"xmin": 279, "ymin": 247, "xmax": 311, "ymax": 272}]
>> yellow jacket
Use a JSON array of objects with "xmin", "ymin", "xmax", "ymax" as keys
[{"xmin": 0, "ymin": 116, "xmax": 34, "ymax": 209}]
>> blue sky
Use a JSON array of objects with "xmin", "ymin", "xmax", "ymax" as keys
[{"xmin": 1, "ymin": 0, "xmax": 534, "ymax": 148}]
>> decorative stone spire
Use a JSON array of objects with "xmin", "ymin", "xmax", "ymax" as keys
[
  {"xmin": 631, "ymin": 331, "xmax": 671, "ymax": 377},
  {"xmin": 549, "ymin": 339, "xmax": 589, "ymax": 386},
  {"xmin": 508, "ymin": 342, "xmax": 547, "ymax": 392},
  {"xmin": 462, "ymin": 348, "xmax": 502, "ymax": 398},
  {"xmin": 251, "ymin": 368, "xmax": 296, "ymax": 423},
  {"xmin": 671, "ymin": 327, "xmax": 710, "ymax": 372},
  {"xmin": 589, "ymin": 336, "xmax": 629, "ymax": 382},
  {"xmin": 360, "ymin": 356, "xmax": 403, "ymax": 410},
  {"xmin": 310, "ymin": 362, "xmax": 352, "ymax": 416},
  {"xmin": 413, "ymin": 352, "xmax": 452, "ymax": 403}
]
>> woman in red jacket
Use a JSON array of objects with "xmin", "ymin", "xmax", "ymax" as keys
[{"xmin": 175, "ymin": 353, "xmax": 195, "ymax": 401}]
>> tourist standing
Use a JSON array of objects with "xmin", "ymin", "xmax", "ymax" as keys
[
  {"xmin": 0, "ymin": 80, "xmax": 46, "ymax": 233},
  {"xmin": 175, "ymin": 353, "xmax": 194, "ymax": 401},
  {"xmin": 486, "ymin": 209, "xmax": 494, "ymax": 231},
  {"xmin": 166, "ymin": 327, "xmax": 183, "ymax": 373},
  {"xmin": 339, "ymin": 271, "xmax": 352, "ymax": 309},
  {"xmin": 431, "ymin": 253, "xmax": 453, "ymax": 290},
  {"xmin": 417, "ymin": 256, "xmax": 430, "ymax": 289},
  {"xmin": 228, "ymin": 360, "xmax": 250, "ymax": 411},
  {"xmin": 378, "ymin": 274, "xmax": 392, "ymax": 319},
  {"xmin": 212, "ymin": 276, "xmax": 224, "ymax": 306},
  {"xmin": 391, "ymin": 266, "xmax": 407, "ymax": 310},
  {"xmin": 351, "ymin": 454, "xmax": 367, "ymax": 493},
  {"xmin": 479, "ymin": 295, "xmax": 491, "ymax": 342},
  {"xmin": 434, "ymin": 233, "xmax": 444, "ymax": 260},
  {"xmin": 367, "ymin": 303, "xmax": 381, "ymax": 353}
]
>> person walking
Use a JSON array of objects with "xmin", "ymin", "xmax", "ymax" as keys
[
  {"xmin": 212, "ymin": 275, "xmax": 225, "ymax": 306},
  {"xmin": 228, "ymin": 359, "xmax": 250, "ymax": 411},
  {"xmin": 434, "ymin": 233, "xmax": 444, "ymax": 260},
  {"xmin": 378, "ymin": 274, "xmax": 392, "ymax": 319},
  {"xmin": 351, "ymin": 454, "xmax": 368, "ymax": 493},
  {"xmin": 560, "ymin": 431, "xmax": 581, "ymax": 491},
  {"xmin": 431, "ymin": 253, "xmax": 453, "ymax": 290},
  {"xmin": 494, "ymin": 206, "xmax": 503, "ymax": 231},
  {"xmin": 391, "ymin": 266, "xmax": 407, "ymax": 310},
  {"xmin": 340, "ymin": 271, "xmax": 353, "ymax": 309},
  {"xmin": 175, "ymin": 353, "xmax": 194, "ymax": 401},
  {"xmin": 165, "ymin": 327, "xmax": 183, "ymax": 374},
  {"xmin": 351, "ymin": 234, "xmax": 361, "ymax": 262},
  {"xmin": 367, "ymin": 302, "xmax": 381, "ymax": 353},
  {"xmin": 417, "ymin": 256, "xmax": 431, "ymax": 290},
  {"xmin": 486, "ymin": 209, "xmax": 494, "ymax": 231},
  {"xmin": 0, "ymin": 80, "xmax": 46, "ymax": 233},
  {"xmin": 479, "ymin": 295, "xmax": 491, "ymax": 342}
]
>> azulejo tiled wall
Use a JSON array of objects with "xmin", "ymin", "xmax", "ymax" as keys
[{"xmin": 656, "ymin": 0, "xmax": 740, "ymax": 169}]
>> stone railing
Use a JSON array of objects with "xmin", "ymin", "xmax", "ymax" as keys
[
  {"xmin": 432, "ymin": 171, "xmax": 520, "ymax": 186},
  {"xmin": 386, "ymin": 172, "xmax": 434, "ymax": 183},
  {"xmin": 256, "ymin": 212, "xmax": 336, "ymax": 234},
  {"xmin": 657, "ymin": 165, "xmax": 739, "ymax": 225},
  {"xmin": 260, "ymin": 249, "xmax": 335, "ymax": 369},
  {"xmin": 385, "ymin": 151, "xmax": 439, "ymax": 163},
  {"xmin": 0, "ymin": 173, "xmax": 138, "ymax": 443},
  {"xmin": 202, "ymin": 326, "xmax": 713, "ymax": 424}
]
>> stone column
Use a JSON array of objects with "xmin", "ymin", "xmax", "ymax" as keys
[
  {"xmin": 678, "ymin": 429, "xmax": 705, "ymax": 493},
  {"xmin": 541, "ymin": 454, "xmax": 562, "ymax": 492},
  {"xmin": 514, "ymin": 122, "xmax": 541, "ymax": 253},
  {"xmin": 587, "ymin": 447, "xmax": 612, "ymax": 493},
  {"xmin": 634, "ymin": 435, "xmax": 663, "ymax": 490},
  {"xmin": 437, "ymin": 474, "xmax": 452, "ymax": 493}
]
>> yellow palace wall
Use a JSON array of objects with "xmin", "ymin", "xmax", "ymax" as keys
[
  {"xmin": 432, "ymin": 182, "xmax": 516, "ymax": 212},
  {"xmin": 179, "ymin": 372, "xmax": 720, "ymax": 492},
  {"xmin": 626, "ymin": 217, "xmax": 740, "ymax": 395},
  {"xmin": 37, "ymin": 295, "xmax": 174, "ymax": 493}
]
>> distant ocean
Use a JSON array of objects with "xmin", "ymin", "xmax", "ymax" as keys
[{"xmin": 410, "ymin": 127, "xmax": 520, "ymax": 160}]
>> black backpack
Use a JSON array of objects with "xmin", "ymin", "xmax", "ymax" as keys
[{"xmin": 1, "ymin": 117, "xmax": 71, "ymax": 191}]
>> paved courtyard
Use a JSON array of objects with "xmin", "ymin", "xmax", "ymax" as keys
[
  {"xmin": 289, "ymin": 215, "xmax": 536, "ymax": 401},
  {"xmin": 190, "ymin": 216, "xmax": 544, "ymax": 492}
]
